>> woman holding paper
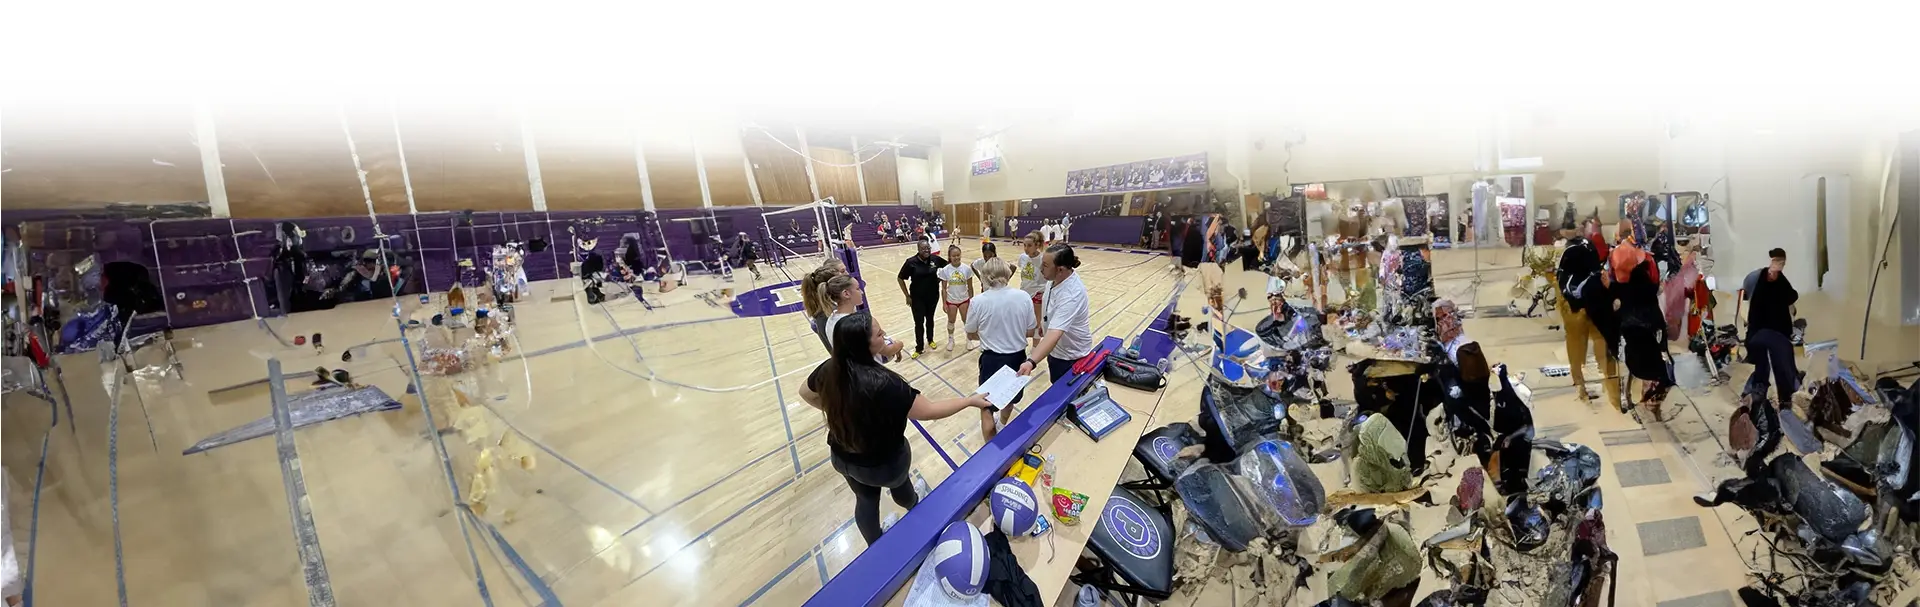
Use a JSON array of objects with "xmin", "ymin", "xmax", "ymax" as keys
[
  {"xmin": 800, "ymin": 312, "xmax": 992, "ymax": 545},
  {"xmin": 967, "ymin": 258, "xmax": 1036, "ymax": 441}
]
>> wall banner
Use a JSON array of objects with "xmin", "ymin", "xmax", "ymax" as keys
[{"xmin": 1064, "ymin": 153, "xmax": 1208, "ymax": 195}]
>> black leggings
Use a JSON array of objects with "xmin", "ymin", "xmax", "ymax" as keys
[
  {"xmin": 832, "ymin": 444, "xmax": 919, "ymax": 545},
  {"xmin": 910, "ymin": 293, "xmax": 938, "ymax": 350},
  {"xmin": 1744, "ymin": 328, "xmax": 1799, "ymax": 406}
]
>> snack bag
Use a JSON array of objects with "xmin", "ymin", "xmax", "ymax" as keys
[{"xmin": 1052, "ymin": 488, "xmax": 1089, "ymax": 525}]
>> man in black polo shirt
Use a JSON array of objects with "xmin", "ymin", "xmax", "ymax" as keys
[
  {"xmin": 897, "ymin": 241, "xmax": 948, "ymax": 358},
  {"xmin": 1744, "ymin": 248, "xmax": 1800, "ymax": 403}
]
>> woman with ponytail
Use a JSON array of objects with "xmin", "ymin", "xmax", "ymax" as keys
[
  {"xmin": 818, "ymin": 274, "xmax": 904, "ymax": 362},
  {"xmin": 799, "ymin": 313, "xmax": 991, "ymax": 544},
  {"xmin": 801, "ymin": 259, "xmax": 847, "ymax": 353}
]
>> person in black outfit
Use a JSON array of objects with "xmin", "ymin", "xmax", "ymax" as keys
[
  {"xmin": 1179, "ymin": 217, "xmax": 1204, "ymax": 275},
  {"xmin": 1744, "ymin": 248, "xmax": 1800, "ymax": 405},
  {"xmin": 799, "ymin": 312, "xmax": 991, "ymax": 544},
  {"xmin": 271, "ymin": 221, "xmax": 308, "ymax": 314},
  {"xmin": 335, "ymin": 252, "xmax": 395, "ymax": 303},
  {"xmin": 733, "ymin": 232, "xmax": 763, "ymax": 280},
  {"xmin": 1556, "ymin": 236, "xmax": 1621, "ymax": 406},
  {"xmin": 1238, "ymin": 228, "xmax": 1262, "ymax": 271},
  {"xmin": 896, "ymin": 241, "xmax": 948, "ymax": 357},
  {"xmin": 1611, "ymin": 241, "xmax": 1671, "ymax": 419}
]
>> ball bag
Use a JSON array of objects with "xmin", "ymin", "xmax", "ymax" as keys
[
  {"xmin": 932, "ymin": 521, "xmax": 986, "ymax": 598},
  {"xmin": 990, "ymin": 478, "xmax": 1039, "ymax": 534}
]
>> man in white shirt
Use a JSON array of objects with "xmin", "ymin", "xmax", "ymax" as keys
[
  {"xmin": 965, "ymin": 258, "xmax": 1035, "ymax": 440},
  {"xmin": 1007, "ymin": 216, "xmax": 1019, "ymax": 243},
  {"xmin": 1019, "ymin": 244, "xmax": 1095, "ymax": 383}
]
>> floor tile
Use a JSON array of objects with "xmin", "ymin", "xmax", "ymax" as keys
[
  {"xmin": 1615, "ymin": 458, "xmax": 1672, "ymax": 488},
  {"xmin": 1601, "ymin": 428, "xmax": 1654, "ymax": 446},
  {"xmin": 1657, "ymin": 590, "xmax": 1737, "ymax": 607},
  {"xmin": 1638, "ymin": 516, "xmax": 1709, "ymax": 556}
]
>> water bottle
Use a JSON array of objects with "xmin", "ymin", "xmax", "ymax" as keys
[{"xmin": 1156, "ymin": 358, "xmax": 1171, "ymax": 374}]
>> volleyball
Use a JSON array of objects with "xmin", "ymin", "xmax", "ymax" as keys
[
  {"xmin": 932, "ymin": 521, "xmax": 986, "ymax": 598},
  {"xmin": 990, "ymin": 478, "xmax": 1040, "ymax": 534}
]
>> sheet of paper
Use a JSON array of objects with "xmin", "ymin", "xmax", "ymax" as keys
[{"xmin": 973, "ymin": 366, "xmax": 1036, "ymax": 409}]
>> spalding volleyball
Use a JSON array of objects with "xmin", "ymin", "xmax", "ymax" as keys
[
  {"xmin": 990, "ymin": 478, "xmax": 1039, "ymax": 534},
  {"xmin": 932, "ymin": 521, "xmax": 986, "ymax": 598}
]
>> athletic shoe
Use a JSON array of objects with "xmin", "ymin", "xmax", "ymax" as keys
[
  {"xmin": 882, "ymin": 513, "xmax": 901, "ymax": 532},
  {"xmin": 947, "ymin": 337, "xmax": 956, "ymax": 351},
  {"xmin": 967, "ymin": 340, "xmax": 981, "ymax": 351}
]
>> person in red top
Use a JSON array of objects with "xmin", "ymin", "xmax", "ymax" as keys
[
  {"xmin": 1688, "ymin": 255, "xmax": 1712, "ymax": 339},
  {"xmin": 1583, "ymin": 216, "xmax": 1610, "ymax": 263}
]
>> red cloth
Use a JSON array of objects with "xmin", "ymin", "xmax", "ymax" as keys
[
  {"xmin": 1661, "ymin": 259, "xmax": 1699, "ymax": 341},
  {"xmin": 1609, "ymin": 243, "xmax": 1653, "ymax": 285},
  {"xmin": 1689, "ymin": 276, "xmax": 1711, "ymax": 337}
]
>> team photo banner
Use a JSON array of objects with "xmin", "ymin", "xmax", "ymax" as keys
[{"xmin": 1064, "ymin": 153, "xmax": 1209, "ymax": 195}]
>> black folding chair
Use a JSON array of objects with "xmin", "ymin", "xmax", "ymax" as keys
[{"xmin": 1071, "ymin": 486, "xmax": 1175, "ymax": 606}]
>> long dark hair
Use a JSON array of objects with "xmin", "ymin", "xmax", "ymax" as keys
[{"xmin": 817, "ymin": 312, "xmax": 902, "ymax": 454}]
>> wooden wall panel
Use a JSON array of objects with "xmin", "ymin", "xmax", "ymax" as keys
[
  {"xmin": 215, "ymin": 103, "xmax": 411, "ymax": 218},
  {"xmin": 641, "ymin": 132, "xmax": 704, "ymax": 209},
  {"xmin": 703, "ymin": 148, "xmax": 754, "ymax": 207},
  {"xmin": 861, "ymin": 149, "xmax": 901, "ymax": 203},
  {"xmin": 527, "ymin": 106, "xmax": 644, "ymax": 211},
  {"xmin": 810, "ymin": 147, "xmax": 863, "ymax": 205},
  {"xmin": 1, "ymin": 103, "xmax": 209, "ymax": 209},
  {"xmin": 743, "ymin": 129, "xmax": 814, "ymax": 205},
  {"xmin": 393, "ymin": 104, "xmax": 534, "ymax": 212}
]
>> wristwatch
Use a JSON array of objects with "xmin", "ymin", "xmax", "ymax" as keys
[{"xmin": 1025, "ymin": 358, "xmax": 1039, "ymax": 367}]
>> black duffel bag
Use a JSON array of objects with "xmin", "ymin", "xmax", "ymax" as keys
[{"xmin": 1104, "ymin": 351, "xmax": 1166, "ymax": 392}]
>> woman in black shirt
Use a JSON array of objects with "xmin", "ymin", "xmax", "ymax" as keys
[
  {"xmin": 1611, "ymin": 241, "xmax": 1671, "ymax": 420},
  {"xmin": 896, "ymin": 242, "xmax": 948, "ymax": 358},
  {"xmin": 799, "ymin": 312, "xmax": 991, "ymax": 544}
]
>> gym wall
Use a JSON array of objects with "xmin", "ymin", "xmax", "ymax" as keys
[{"xmin": 0, "ymin": 103, "xmax": 915, "ymax": 216}]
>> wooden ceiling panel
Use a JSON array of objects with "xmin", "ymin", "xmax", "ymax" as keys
[
  {"xmin": 214, "ymin": 103, "xmax": 409, "ymax": 218},
  {"xmin": 810, "ymin": 147, "xmax": 862, "ymax": 205},
  {"xmin": 1, "ymin": 103, "xmax": 209, "ymax": 209},
  {"xmin": 641, "ymin": 131, "xmax": 703, "ymax": 210},
  {"xmin": 527, "ymin": 106, "xmax": 644, "ymax": 211},
  {"xmin": 861, "ymin": 149, "xmax": 901, "ymax": 204},
  {"xmin": 703, "ymin": 147, "xmax": 754, "ymax": 207},
  {"xmin": 392, "ymin": 104, "xmax": 534, "ymax": 213},
  {"xmin": 743, "ymin": 128, "xmax": 814, "ymax": 205}
]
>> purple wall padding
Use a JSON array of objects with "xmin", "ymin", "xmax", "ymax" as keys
[
  {"xmin": 1026, "ymin": 195, "xmax": 1104, "ymax": 218},
  {"xmin": 1007, "ymin": 215, "xmax": 1148, "ymax": 248},
  {"xmin": 1059, "ymin": 216, "xmax": 1147, "ymax": 247},
  {"xmin": 9, "ymin": 204, "xmax": 936, "ymax": 331}
]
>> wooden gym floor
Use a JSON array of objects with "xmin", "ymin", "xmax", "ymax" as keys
[
  {"xmin": 2, "ymin": 240, "xmax": 1797, "ymax": 606},
  {"xmin": 2, "ymin": 239, "xmax": 1182, "ymax": 606}
]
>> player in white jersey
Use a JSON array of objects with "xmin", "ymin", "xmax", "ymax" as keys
[
  {"xmin": 1014, "ymin": 231, "xmax": 1048, "ymax": 347},
  {"xmin": 935, "ymin": 243, "xmax": 976, "ymax": 350}
]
